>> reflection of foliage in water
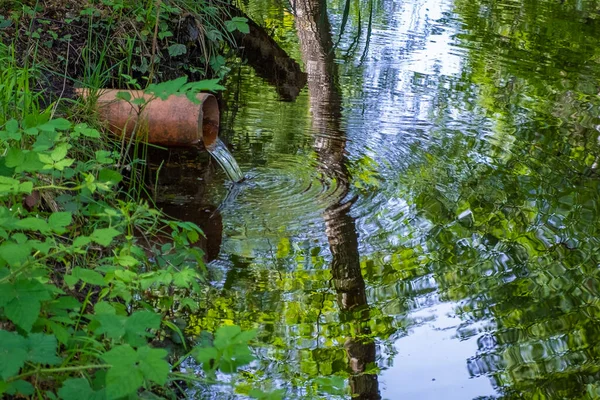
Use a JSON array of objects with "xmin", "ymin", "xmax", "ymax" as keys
[
  {"xmin": 195, "ymin": 0, "xmax": 600, "ymax": 397},
  {"xmin": 388, "ymin": 0, "xmax": 600, "ymax": 397}
]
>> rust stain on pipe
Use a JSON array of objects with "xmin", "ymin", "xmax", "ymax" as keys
[{"xmin": 77, "ymin": 89, "xmax": 219, "ymax": 148}]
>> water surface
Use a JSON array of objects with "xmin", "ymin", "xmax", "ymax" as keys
[{"xmin": 176, "ymin": 0, "xmax": 600, "ymax": 397}]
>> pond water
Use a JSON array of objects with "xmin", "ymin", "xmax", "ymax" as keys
[{"xmin": 160, "ymin": 0, "xmax": 600, "ymax": 397}]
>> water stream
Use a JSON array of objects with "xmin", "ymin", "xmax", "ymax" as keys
[
  {"xmin": 205, "ymin": 138, "xmax": 245, "ymax": 183},
  {"xmin": 165, "ymin": 0, "xmax": 600, "ymax": 397}
]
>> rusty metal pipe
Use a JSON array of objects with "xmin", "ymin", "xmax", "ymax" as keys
[{"xmin": 78, "ymin": 89, "xmax": 219, "ymax": 148}]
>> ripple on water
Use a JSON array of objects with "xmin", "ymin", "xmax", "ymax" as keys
[{"xmin": 216, "ymin": 154, "xmax": 348, "ymax": 245}]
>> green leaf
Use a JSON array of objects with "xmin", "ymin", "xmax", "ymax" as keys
[
  {"xmin": 2, "ymin": 279, "xmax": 51, "ymax": 332},
  {"xmin": 181, "ymin": 79, "xmax": 225, "ymax": 93},
  {"xmin": 26, "ymin": 333, "xmax": 61, "ymax": 365},
  {"xmin": 90, "ymin": 228, "xmax": 120, "ymax": 246},
  {"xmin": 72, "ymin": 267, "xmax": 107, "ymax": 286},
  {"xmin": 0, "ymin": 242, "xmax": 31, "ymax": 266},
  {"xmin": 192, "ymin": 346, "xmax": 218, "ymax": 368},
  {"xmin": 73, "ymin": 236, "xmax": 92, "ymax": 247},
  {"xmin": 214, "ymin": 325, "xmax": 243, "ymax": 349},
  {"xmin": 167, "ymin": 43, "xmax": 187, "ymax": 57},
  {"xmin": 51, "ymin": 143, "xmax": 69, "ymax": 161},
  {"xmin": 5, "ymin": 148, "xmax": 24, "ymax": 168},
  {"xmin": 115, "ymin": 254, "xmax": 138, "ymax": 267},
  {"xmin": 173, "ymin": 268, "xmax": 198, "ymax": 288},
  {"xmin": 5, "ymin": 295, "xmax": 41, "ymax": 332},
  {"xmin": 30, "ymin": 239, "xmax": 53, "ymax": 254},
  {"xmin": 0, "ymin": 176, "xmax": 33, "ymax": 196},
  {"xmin": 5, "ymin": 119, "xmax": 18, "ymax": 133},
  {"xmin": 47, "ymin": 320, "xmax": 70, "ymax": 345},
  {"xmin": 72, "ymin": 123, "xmax": 101, "ymax": 138},
  {"xmin": 6, "ymin": 380, "xmax": 34, "ymax": 396},
  {"xmin": 0, "ymin": 330, "xmax": 28, "ymax": 379},
  {"xmin": 38, "ymin": 118, "xmax": 71, "ymax": 132},
  {"xmin": 53, "ymin": 158, "xmax": 75, "ymax": 171},
  {"xmin": 58, "ymin": 378, "xmax": 93, "ymax": 400},
  {"xmin": 115, "ymin": 91, "xmax": 131, "ymax": 102},
  {"xmin": 15, "ymin": 217, "xmax": 51, "ymax": 233},
  {"xmin": 16, "ymin": 152, "xmax": 44, "ymax": 173},
  {"xmin": 101, "ymin": 345, "xmax": 144, "ymax": 400},
  {"xmin": 98, "ymin": 169, "xmax": 123, "ymax": 186},
  {"xmin": 94, "ymin": 313, "xmax": 126, "ymax": 340},
  {"xmin": 123, "ymin": 311, "xmax": 160, "ymax": 346},
  {"xmin": 48, "ymin": 212, "xmax": 72, "ymax": 232},
  {"xmin": 145, "ymin": 76, "xmax": 188, "ymax": 100},
  {"xmin": 0, "ymin": 283, "xmax": 16, "ymax": 307},
  {"xmin": 225, "ymin": 17, "xmax": 250, "ymax": 34},
  {"xmin": 136, "ymin": 346, "xmax": 169, "ymax": 385}
]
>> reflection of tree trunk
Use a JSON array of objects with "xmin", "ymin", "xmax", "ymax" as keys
[
  {"xmin": 226, "ymin": 4, "xmax": 308, "ymax": 101},
  {"xmin": 295, "ymin": 0, "xmax": 381, "ymax": 398},
  {"xmin": 327, "ymin": 205, "xmax": 381, "ymax": 400}
]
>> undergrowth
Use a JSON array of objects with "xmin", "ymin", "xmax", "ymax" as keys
[{"xmin": 0, "ymin": 1, "xmax": 266, "ymax": 398}]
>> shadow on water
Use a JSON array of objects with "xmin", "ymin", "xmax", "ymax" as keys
[{"xmin": 147, "ymin": 147, "xmax": 225, "ymax": 263}]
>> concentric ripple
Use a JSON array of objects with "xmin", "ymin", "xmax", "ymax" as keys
[{"xmin": 212, "ymin": 154, "xmax": 349, "ymax": 253}]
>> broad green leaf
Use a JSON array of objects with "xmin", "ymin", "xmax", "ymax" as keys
[
  {"xmin": 4, "ymin": 295, "xmax": 41, "ymax": 332},
  {"xmin": 26, "ymin": 333, "xmax": 61, "ymax": 365},
  {"xmin": 53, "ymin": 158, "xmax": 75, "ymax": 171},
  {"xmin": 51, "ymin": 143, "xmax": 69, "ymax": 161},
  {"xmin": 0, "ymin": 330, "xmax": 27, "ymax": 379},
  {"xmin": 115, "ymin": 254, "xmax": 138, "ymax": 267},
  {"xmin": 58, "ymin": 378, "xmax": 94, "ymax": 400},
  {"xmin": 90, "ymin": 228, "xmax": 120, "ymax": 246},
  {"xmin": 15, "ymin": 152, "xmax": 44, "ymax": 173},
  {"xmin": 46, "ymin": 320, "xmax": 70, "ymax": 345},
  {"xmin": 5, "ymin": 148, "xmax": 24, "ymax": 168},
  {"xmin": 167, "ymin": 43, "xmax": 187, "ymax": 57},
  {"xmin": 115, "ymin": 91, "xmax": 131, "ymax": 102},
  {"xmin": 30, "ymin": 239, "xmax": 53, "ymax": 254},
  {"xmin": 72, "ymin": 123, "xmax": 101, "ymax": 138},
  {"xmin": 101, "ymin": 345, "xmax": 144, "ymax": 400},
  {"xmin": 73, "ymin": 236, "xmax": 92, "ymax": 247},
  {"xmin": 181, "ymin": 79, "xmax": 225, "ymax": 93},
  {"xmin": 6, "ymin": 380, "xmax": 34, "ymax": 396},
  {"xmin": 48, "ymin": 212, "xmax": 72, "ymax": 232},
  {"xmin": 15, "ymin": 217, "xmax": 50, "ymax": 233},
  {"xmin": 0, "ymin": 283, "xmax": 16, "ymax": 307},
  {"xmin": 0, "ymin": 242, "xmax": 31, "ymax": 266},
  {"xmin": 145, "ymin": 76, "xmax": 187, "ymax": 100},
  {"xmin": 94, "ymin": 314, "xmax": 126, "ymax": 339},
  {"xmin": 123, "ymin": 311, "xmax": 160, "ymax": 346},
  {"xmin": 38, "ymin": 118, "xmax": 71, "ymax": 132},
  {"xmin": 5, "ymin": 119, "xmax": 18, "ymax": 133},
  {"xmin": 136, "ymin": 346, "xmax": 169, "ymax": 385},
  {"xmin": 173, "ymin": 268, "xmax": 198, "ymax": 288},
  {"xmin": 192, "ymin": 346, "xmax": 218, "ymax": 368},
  {"xmin": 2, "ymin": 279, "xmax": 51, "ymax": 331},
  {"xmin": 98, "ymin": 169, "xmax": 123, "ymax": 186},
  {"xmin": 214, "ymin": 325, "xmax": 243, "ymax": 349},
  {"xmin": 72, "ymin": 267, "xmax": 106, "ymax": 286}
]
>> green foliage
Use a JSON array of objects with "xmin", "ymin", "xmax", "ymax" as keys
[
  {"xmin": 0, "ymin": 38, "xmax": 260, "ymax": 399},
  {"xmin": 193, "ymin": 325, "xmax": 257, "ymax": 373},
  {"xmin": 225, "ymin": 17, "xmax": 250, "ymax": 34}
]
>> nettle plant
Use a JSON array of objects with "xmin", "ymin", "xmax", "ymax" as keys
[{"xmin": 0, "ymin": 109, "xmax": 257, "ymax": 397}]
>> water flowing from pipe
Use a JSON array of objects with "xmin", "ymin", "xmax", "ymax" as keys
[{"xmin": 206, "ymin": 138, "xmax": 244, "ymax": 183}]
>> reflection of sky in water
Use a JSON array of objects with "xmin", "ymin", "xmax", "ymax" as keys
[{"xmin": 381, "ymin": 303, "xmax": 497, "ymax": 399}]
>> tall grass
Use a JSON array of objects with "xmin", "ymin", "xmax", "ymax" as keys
[{"xmin": 0, "ymin": 42, "xmax": 41, "ymax": 126}]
